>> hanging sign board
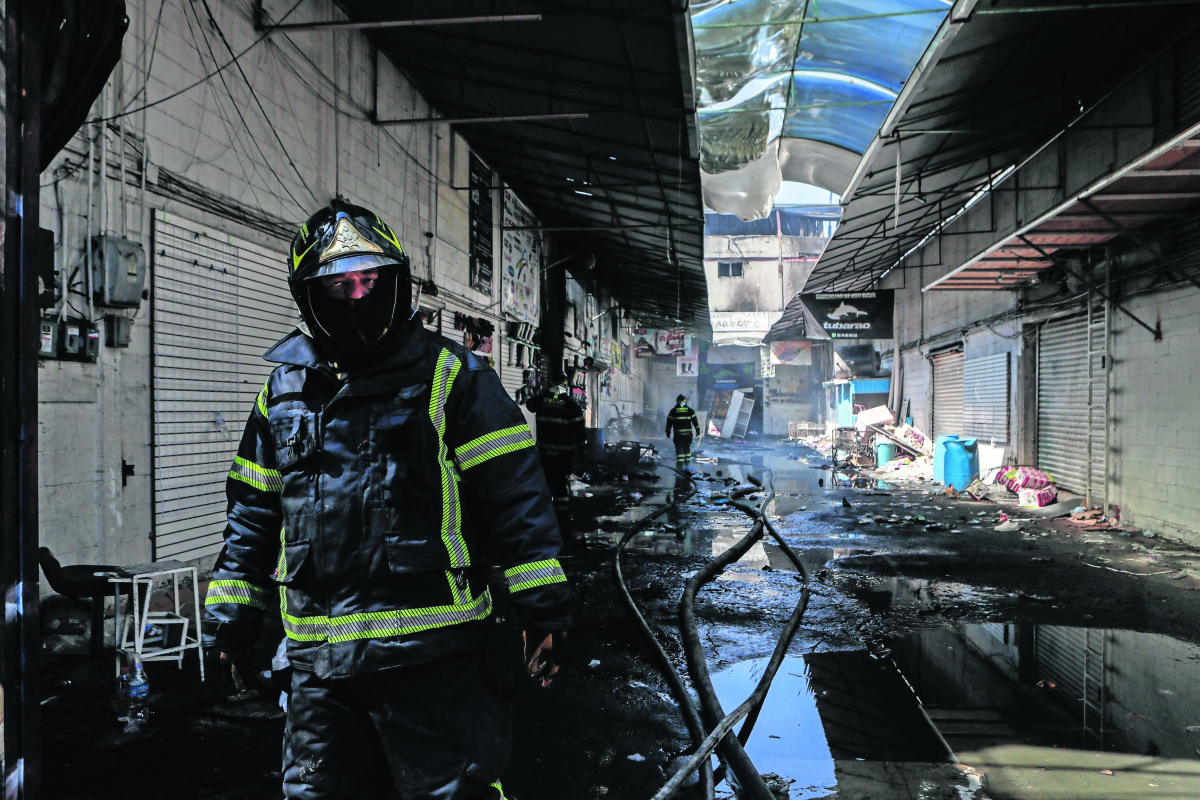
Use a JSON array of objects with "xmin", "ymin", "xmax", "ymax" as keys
[
  {"xmin": 799, "ymin": 290, "xmax": 894, "ymax": 339},
  {"xmin": 655, "ymin": 328, "xmax": 687, "ymax": 357},
  {"xmin": 467, "ymin": 153, "xmax": 494, "ymax": 295}
]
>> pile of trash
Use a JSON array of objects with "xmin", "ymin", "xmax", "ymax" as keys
[
  {"xmin": 878, "ymin": 453, "xmax": 933, "ymax": 483},
  {"xmin": 1065, "ymin": 508, "xmax": 1119, "ymax": 531}
]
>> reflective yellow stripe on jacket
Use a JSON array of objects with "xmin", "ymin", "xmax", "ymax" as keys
[
  {"xmin": 205, "ymin": 579, "xmax": 272, "ymax": 610},
  {"xmin": 504, "ymin": 558, "xmax": 567, "ymax": 594},
  {"xmin": 431, "ymin": 349, "xmax": 469, "ymax": 569}
]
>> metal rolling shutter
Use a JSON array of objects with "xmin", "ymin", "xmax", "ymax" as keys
[
  {"xmin": 1037, "ymin": 315, "xmax": 1105, "ymax": 496},
  {"xmin": 151, "ymin": 213, "xmax": 296, "ymax": 562},
  {"xmin": 931, "ymin": 349, "xmax": 964, "ymax": 438},
  {"xmin": 963, "ymin": 352, "xmax": 1010, "ymax": 442}
]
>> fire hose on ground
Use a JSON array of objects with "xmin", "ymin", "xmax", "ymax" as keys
[{"xmin": 613, "ymin": 467, "xmax": 811, "ymax": 799}]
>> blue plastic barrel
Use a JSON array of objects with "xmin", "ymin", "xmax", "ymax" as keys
[
  {"xmin": 943, "ymin": 438, "xmax": 979, "ymax": 491},
  {"xmin": 934, "ymin": 434, "xmax": 960, "ymax": 484},
  {"xmin": 876, "ymin": 441, "xmax": 897, "ymax": 468}
]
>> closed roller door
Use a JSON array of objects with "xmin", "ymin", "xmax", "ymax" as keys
[
  {"xmin": 1037, "ymin": 315, "xmax": 1105, "ymax": 496},
  {"xmin": 152, "ymin": 213, "xmax": 295, "ymax": 562},
  {"xmin": 964, "ymin": 352, "xmax": 1010, "ymax": 442},
  {"xmin": 931, "ymin": 349, "xmax": 964, "ymax": 438}
]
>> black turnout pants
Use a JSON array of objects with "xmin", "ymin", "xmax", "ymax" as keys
[
  {"xmin": 283, "ymin": 651, "xmax": 512, "ymax": 800},
  {"xmin": 539, "ymin": 449, "xmax": 573, "ymax": 515}
]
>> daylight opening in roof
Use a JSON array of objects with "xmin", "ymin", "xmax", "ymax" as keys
[{"xmin": 691, "ymin": 0, "xmax": 951, "ymax": 220}]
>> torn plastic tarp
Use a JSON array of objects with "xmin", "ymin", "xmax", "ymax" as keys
[{"xmin": 690, "ymin": 0, "xmax": 950, "ymax": 219}]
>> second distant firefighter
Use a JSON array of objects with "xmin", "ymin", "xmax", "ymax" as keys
[
  {"xmin": 526, "ymin": 377, "xmax": 586, "ymax": 525},
  {"xmin": 666, "ymin": 394, "xmax": 701, "ymax": 469}
]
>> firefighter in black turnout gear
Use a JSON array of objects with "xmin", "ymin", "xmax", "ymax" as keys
[
  {"xmin": 202, "ymin": 200, "xmax": 571, "ymax": 800},
  {"xmin": 666, "ymin": 394, "xmax": 701, "ymax": 469},
  {"xmin": 525, "ymin": 378, "xmax": 585, "ymax": 534}
]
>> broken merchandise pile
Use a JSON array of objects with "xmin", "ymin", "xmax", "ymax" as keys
[{"xmin": 998, "ymin": 466, "xmax": 1058, "ymax": 508}]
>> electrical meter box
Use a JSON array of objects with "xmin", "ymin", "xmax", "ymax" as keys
[
  {"xmin": 61, "ymin": 322, "xmax": 84, "ymax": 357},
  {"xmin": 58, "ymin": 320, "xmax": 99, "ymax": 362},
  {"xmin": 39, "ymin": 320, "xmax": 58, "ymax": 358},
  {"xmin": 91, "ymin": 235, "xmax": 147, "ymax": 308}
]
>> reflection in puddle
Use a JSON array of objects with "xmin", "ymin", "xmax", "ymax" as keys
[
  {"xmin": 710, "ymin": 657, "xmax": 837, "ymax": 799},
  {"xmin": 703, "ymin": 623, "xmax": 1200, "ymax": 799},
  {"xmin": 894, "ymin": 623, "xmax": 1200, "ymax": 761}
]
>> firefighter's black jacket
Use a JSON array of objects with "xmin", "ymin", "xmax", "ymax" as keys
[
  {"xmin": 525, "ymin": 391, "xmax": 586, "ymax": 454},
  {"xmin": 204, "ymin": 317, "xmax": 571, "ymax": 678},
  {"xmin": 666, "ymin": 403, "xmax": 701, "ymax": 438}
]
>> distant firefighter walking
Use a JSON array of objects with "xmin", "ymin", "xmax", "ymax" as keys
[
  {"xmin": 665, "ymin": 394, "xmax": 701, "ymax": 469},
  {"xmin": 526, "ymin": 376, "xmax": 586, "ymax": 528}
]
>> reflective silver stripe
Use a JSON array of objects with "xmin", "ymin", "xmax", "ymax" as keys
[
  {"xmin": 504, "ymin": 559, "xmax": 567, "ymax": 593},
  {"xmin": 280, "ymin": 588, "xmax": 493, "ymax": 643},
  {"xmin": 206, "ymin": 579, "xmax": 272, "ymax": 609},
  {"xmin": 230, "ymin": 456, "xmax": 283, "ymax": 492},
  {"xmin": 455, "ymin": 425, "xmax": 535, "ymax": 471},
  {"xmin": 429, "ymin": 349, "xmax": 468, "ymax": 568}
]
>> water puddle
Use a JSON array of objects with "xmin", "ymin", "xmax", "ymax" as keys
[
  {"xmin": 706, "ymin": 622, "xmax": 1200, "ymax": 799},
  {"xmin": 893, "ymin": 623, "xmax": 1200, "ymax": 762},
  {"xmin": 709, "ymin": 657, "xmax": 838, "ymax": 799}
]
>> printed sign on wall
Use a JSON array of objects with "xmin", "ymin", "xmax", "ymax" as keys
[
  {"xmin": 467, "ymin": 153, "xmax": 494, "ymax": 295},
  {"xmin": 501, "ymin": 188, "xmax": 540, "ymax": 324}
]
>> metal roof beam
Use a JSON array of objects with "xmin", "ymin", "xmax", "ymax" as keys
[{"xmin": 258, "ymin": 13, "xmax": 542, "ymax": 32}]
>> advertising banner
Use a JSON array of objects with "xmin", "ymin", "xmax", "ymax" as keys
[
  {"xmin": 799, "ymin": 290, "xmax": 894, "ymax": 339},
  {"xmin": 501, "ymin": 188, "xmax": 540, "ymax": 324},
  {"xmin": 770, "ymin": 341, "xmax": 812, "ymax": 366},
  {"xmin": 633, "ymin": 328, "xmax": 657, "ymax": 357},
  {"xmin": 467, "ymin": 153, "xmax": 493, "ymax": 295},
  {"xmin": 655, "ymin": 328, "xmax": 687, "ymax": 357}
]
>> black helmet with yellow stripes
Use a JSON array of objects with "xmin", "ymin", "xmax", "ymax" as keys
[{"xmin": 288, "ymin": 200, "xmax": 412, "ymax": 355}]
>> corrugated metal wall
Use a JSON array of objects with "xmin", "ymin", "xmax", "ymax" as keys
[
  {"xmin": 931, "ymin": 349, "xmax": 964, "ymax": 439},
  {"xmin": 151, "ymin": 213, "xmax": 295, "ymax": 562},
  {"xmin": 963, "ymin": 352, "xmax": 1010, "ymax": 443},
  {"xmin": 1037, "ymin": 315, "xmax": 1105, "ymax": 497}
]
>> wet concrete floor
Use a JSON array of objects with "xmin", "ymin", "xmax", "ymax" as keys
[{"xmin": 38, "ymin": 438, "xmax": 1200, "ymax": 799}]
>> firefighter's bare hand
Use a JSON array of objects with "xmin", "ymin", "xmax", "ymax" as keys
[{"xmin": 523, "ymin": 631, "xmax": 562, "ymax": 688}]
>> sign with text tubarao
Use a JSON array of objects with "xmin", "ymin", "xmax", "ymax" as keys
[{"xmin": 799, "ymin": 290, "xmax": 894, "ymax": 339}]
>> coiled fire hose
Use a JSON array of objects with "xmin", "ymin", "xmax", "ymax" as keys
[{"xmin": 614, "ymin": 468, "xmax": 811, "ymax": 800}]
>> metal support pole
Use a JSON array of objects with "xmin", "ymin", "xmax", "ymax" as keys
[{"xmin": 2, "ymin": 0, "xmax": 45, "ymax": 795}]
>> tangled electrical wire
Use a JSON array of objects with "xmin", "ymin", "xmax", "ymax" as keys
[{"xmin": 614, "ymin": 467, "xmax": 811, "ymax": 800}]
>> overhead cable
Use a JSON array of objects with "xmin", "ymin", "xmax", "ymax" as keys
[{"xmin": 89, "ymin": 0, "xmax": 305, "ymax": 124}]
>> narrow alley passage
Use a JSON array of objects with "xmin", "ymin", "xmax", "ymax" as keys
[
  {"xmin": 40, "ymin": 435, "xmax": 1200, "ymax": 799},
  {"xmin": 8, "ymin": 2, "xmax": 1200, "ymax": 800}
]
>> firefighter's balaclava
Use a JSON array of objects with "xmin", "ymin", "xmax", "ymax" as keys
[{"xmin": 288, "ymin": 200, "xmax": 411, "ymax": 358}]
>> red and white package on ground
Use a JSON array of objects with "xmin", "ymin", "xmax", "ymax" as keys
[
  {"xmin": 1019, "ymin": 486, "xmax": 1058, "ymax": 507},
  {"xmin": 1009, "ymin": 467, "xmax": 1055, "ymax": 491}
]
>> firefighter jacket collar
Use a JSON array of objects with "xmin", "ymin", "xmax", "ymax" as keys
[{"xmin": 263, "ymin": 314, "xmax": 428, "ymax": 376}]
